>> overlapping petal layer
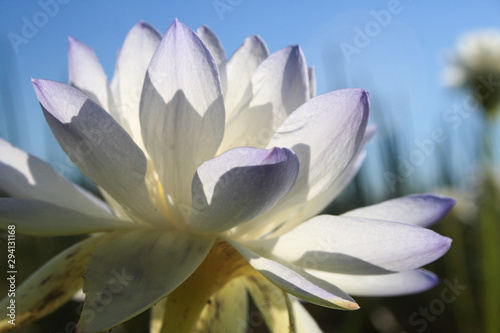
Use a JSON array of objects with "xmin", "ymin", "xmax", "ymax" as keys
[
  {"xmin": 0, "ymin": 138, "xmax": 112, "ymax": 218},
  {"xmin": 0, "ymin": 236, "xmax": 104, "ymax": 330},
  {"xmin": 0, "ymin": 19, "xmax": 454, "ymax": 333},
  {"xmin": 140, "ymin": 20, "xmax": 225, "ymax": 223},
  {"xmin": 111, "ymin": 21, "xmax": 162, "ymax": 147},
  {"xmin": 244, "ymin": 215, "xmax": 452, "ymax": 275},
  {"xmin": 224, "ymin": 35, "xmax": 269, "ymax": 118},
  {"xmin": 229, "ymin": 240, "xmax": 359, "ymax": 311},
  {"xmin": 343, "ymin": 194, "xmax": 456, "ymax": 227},
  {"xmin": 78, "ymin": 230, "xmax": 214, "ymax": 332},
  {"xmin": 197, "ymin": 25, "xmax": 228, "ymax": 95},
  {"xmin": 220, "ymin": 45, "xmax": 309, "ymax": 152},
  {"xmin": 68, "ymin": 37, "xmax": 112, "ymax": 112},
  {"xmin": 32, "ymin": 79, "xmax": 163, "ymax": 225},
  {"xmin": 189, "ymin": 147, "xmax": 299, "ymax": 232},
  {"xmin": 232, "ymin": 89, "xmax": 370, "ymax": 240},
  {"xmin": 0, "ymin": 198, "xmax": 132, "ymax": 236},
  {"xmin": 307, "ymin": 269, "xmax": 439, "ymax": 297}
]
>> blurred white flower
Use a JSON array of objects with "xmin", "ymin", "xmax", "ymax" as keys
[{"xmin": 444, "ymin": 29, "xmax": 500, "ymax": 114}]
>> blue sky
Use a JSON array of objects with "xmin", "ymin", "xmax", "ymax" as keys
[{"xmin": 1, "ymin": 0, "xmax": 499, "ymax": 192}]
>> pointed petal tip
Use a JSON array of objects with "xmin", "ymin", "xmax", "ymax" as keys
[
  {"xmin": 129, "ymin": 21, "xmax": 160, "ymax": 38},
  {"xmin": 31, "ymin": 78, "xmax": 44, "ymax": 97},
  {"xmin": 198, "ymin": 24, "xmax": 210, "ymax": 33},
  {"xmin": 336, "ymin": 299, "xmax": 360, "ymax": 310},
  {"xmin": 427, "ymin": 193, "xmax": 457, "ymax": 207},
  {"xmin": 435, "ymin": 235, "xmax": 453, "ymax": 258},
  {"xmin": 167, "ymin": 18, "xmax": 187, "ymax": 35},
  {"xmin": 350, "ymin": 303, "xmax": 361, "ymax": 311},
  {"xmin": 411, "ymin": 193, "xmax": 457, "ymax": 220},
  {"xmin": 137, "ymin": 20, "xmax": 147, "ymax": 28},
  {"xmin": 246, "ymin": 34, "xmax": 265, "ymax": 46},
  {"xmin": 31, "ymin": 78, "xmax": 54, "ymax": 98},
  {"xmin": 241, "ymin": 35, "xmax": 269, "ymax": 56},
  {"xmin": 345, "ymin": 88, "xmax": 369, "ymax": 103},
  {"xmin": 67, "ymin": 36, "xmax": 83, "ymax": 49},
  {"xmin": 289, "ymin": 44, "xmax": 304, "ymax": 56},
  {"xmin": 358, "ymin": 88, "xmax": 369, "ymax": 100},
  {"xmin": 345, "ymin": 88, "xmax": 370, "ymax": 113},
  {"xmin": 128, "ymin": 20, "xmax": 161, "ymax": 41},
  {"xmin": 432, "ymin": 194, "xmax": 457, "ymax": 216}
]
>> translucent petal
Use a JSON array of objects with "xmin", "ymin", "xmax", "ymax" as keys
[
  {"xmin": 140, "ymin": 20, "xmax": 225, "ymax": 222},
  {"xmin": 0, "ymin": 138, "xmax": 113, "ymax": 219},
  {"xmin": 0, "ymin": 235, "xmax": 104, "ymax": 329},
  {"xmin": 32, "ymin": 79, "xmax": 164, "ymax": 225},
  {"xmin": 189, "ymin": 147, "xmax": 299, "ymax": 232},
  {"xmin": 245, "ymin": 215, "xmax": 452, "ymax": 274},
  {"xmin": 0, "ymin": 198, "xmax": 134, "ymax": 236},
  {"xmin": 342, "ymin": 194, "xmax": 456, "ymax": 227},
  {"xmin": 78, "ymin": 230, "xmax": 214, "ymax": 332}
]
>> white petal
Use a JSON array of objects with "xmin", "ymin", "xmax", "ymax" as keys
[
  {"xmin": 307, "ymin": 269, "xmax": 439, "ymax": 297},
  {"xmin": 189, "ymin": 147, "xmax": 299, "ymax": 232},
  {"xmin": 197, "ymin": 25, "xmax": 227, "ymax": 95},
  {"xmin": 225, "ymin": 35, "xmax": 269, "ymax": 117},
  {"xmin": 0, "ymin": 198, "xmax": 134, "ymax": 236},
  {"xmin": 308, "ymin": 66, "xmax": 316, "ymax": 98},
  {"xmin": 291, "ymin": 298, "xmax": 323, "ymax": 333},
  {"xmin": 0, "ymin": 138, "xmax": 113, "ymax": 219},
  {"xmin": 229, "ymin": 240, "xmax": 359, "ymax": 310},
  {"xmin": 232, "ymin": 95, "xmax": 371, "ymax": 240},
  {"xmin": 245, "ymin": 215, "xmax": 452, "ymax": 274},
  {"xmin": 99, "ymin": 189, "xmax": 133, "ymax": 222},
  {"xmin": 268, "ymin": 88, "xmax": 369, "ymax": 202},
  {"xmin": 110, "ymin": 21, "xmax": 162, "ymax": 148},
  {"xmin": 78, "ymin": 230, "xmax": 215, "ymax": 333},
  {"xmin": 259, "ymin": 126, "xmax": 375, "ymax": 239},
  {"xmin": 0, "ymin": 235, "xmax": 104, "ymax": 329},
  {"xmin": 235, "ymin": 146, "xmax": 367, "ymax": 241},
  {"xmin": 32, "ymin": 79, "xmax": 164, "ymax": 225},
  {"xmin": 140, "ymin": 19, "xmax": 225, "ymax": 222},
  {"xmin": 219, "ymin": 45, "xmax": 309, "ymax": 152},
  {"xmin": 68, "ymin": 37, "xmax": 120, "ymax": 122},
  {"xmin": 342, "ymin": 194, "xmax": 456, "ymax": 227},
  {"xmin": 249, "ymin": 45, "xmax": 309, "ymax": 130}
]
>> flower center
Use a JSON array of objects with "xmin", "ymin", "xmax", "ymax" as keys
[{"xmin": 159, "ymin": 238, "xmax": 259, "ymax": 333}]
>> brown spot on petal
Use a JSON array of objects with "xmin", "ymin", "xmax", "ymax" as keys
[{"xmin": 40, "ymin": 276, "xmax": 51, "ymax": 286}]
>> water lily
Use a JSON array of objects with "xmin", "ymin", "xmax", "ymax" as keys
[{"xmin": 0, "ymin": 19, "xmax": 453, "ymax": 333}]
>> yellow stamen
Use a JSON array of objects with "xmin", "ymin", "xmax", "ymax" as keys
[
  {"xmin": 159, "ymin": 239, "xmax": 258, "ymax": 333},
  {"xmin": 157, "ymin": 181, "xmax": 173, "ymax": 222}
]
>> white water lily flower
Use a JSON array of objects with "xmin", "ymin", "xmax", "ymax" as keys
[{"xmin": 0, "ymin": 20, "xmax": 453, "ymax": 333}]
